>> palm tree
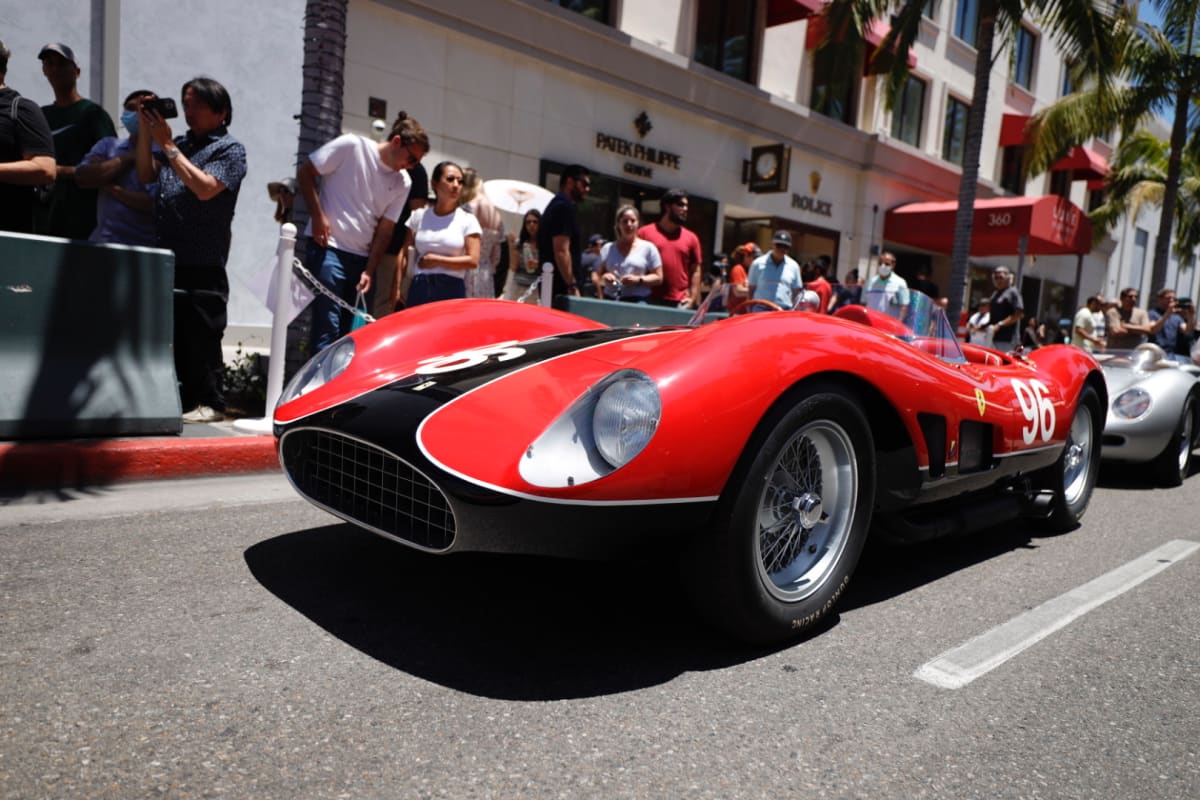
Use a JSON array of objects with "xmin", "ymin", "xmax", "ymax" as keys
[
  {"xmin": 1026, "ymin": 0, "xmax": 1200, "ymax": 294},
  {"xmin": 1087, "ymin": 128, "xmax": 1200, "ymax": 264},
  {"xmin": 294, "ymin": 0, "xmax": 349, "ymax": 234},
  {"xmin": 817, "ymin": 0, "xmax": 1117, "ymax": 324}
]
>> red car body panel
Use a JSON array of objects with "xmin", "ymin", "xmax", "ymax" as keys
[{"xmin": 275, "ymin": 300, "xmax": 1097, "ymax": 506}]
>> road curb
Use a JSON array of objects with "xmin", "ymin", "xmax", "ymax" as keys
[{"xmin": 0, "ymin": 436, "xmax": 279, "ymax": 489}]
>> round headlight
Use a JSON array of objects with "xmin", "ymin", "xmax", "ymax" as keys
[
  {"xmin": 1112, "ymin": 387, "xmax": 1150, "ymax": 420},
  {"xmin": 278, "ymin": 337, "xmax": 355, "ymax": 407},
  {"xmin": 592, "ymin": 373, "xmax": 660, "ymax": 469}
]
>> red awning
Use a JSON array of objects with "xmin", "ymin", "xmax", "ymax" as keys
[
  {"xmin": 1051, "ymin": 145, "xmax": 1109, "ymax": 181},
  {"xmin": 883, "ymin": 195, "xmax": 1093, "ymax": 256},
  {"xmin": 767, "ymin": 0, "xmax": 825, "ymax": 26},
  {"xmin": 999, "ymin": 114, "xmax": 1032, "ymax": 147},
  {"xmin": 805, "ymin": 14, "xmax": 917, "ymax": 71}
]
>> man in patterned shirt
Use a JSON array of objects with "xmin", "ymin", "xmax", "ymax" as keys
[{"xmin": 136, "ymin": 77, "xmax": 247, "ymax": 423}]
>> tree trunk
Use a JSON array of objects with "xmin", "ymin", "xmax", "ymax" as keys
[
  {"xmin": 294, "ymin": 0, "xmax": 348, "ymax": 234},
  {"xmin": 945, "ymin": 0, "xmax": 998, "ymax": 326}
]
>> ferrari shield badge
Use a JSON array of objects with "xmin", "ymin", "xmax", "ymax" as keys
[{"xmin": 975, "ymin": 388, "xmax": 987, "ymax": 417}]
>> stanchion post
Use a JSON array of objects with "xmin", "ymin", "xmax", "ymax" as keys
[
  {"xmin": 265, "ymin": 223, "xmax": 298, "ymax": 414},
  {"xmin": 541, "ymin": 262, "xmax": 554, "ymax": 307},
  {"xmin": 233, "ymin": 223, "xmax": 296, "ymax": 436}
]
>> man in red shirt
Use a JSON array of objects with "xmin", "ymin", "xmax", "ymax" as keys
[
  {"xmin": 638, "ymin": 188, "xmax": 702, "ymax": 308},
  {"xmin": 803, "ymin": 255, "xmax": 833, "ymax": 313}
]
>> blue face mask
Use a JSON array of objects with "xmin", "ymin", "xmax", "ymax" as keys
[{"xmin": 120, "ymin": 110, "xmax": 139, "ymax": 136}]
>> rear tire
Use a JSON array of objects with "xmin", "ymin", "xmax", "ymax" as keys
[
  {"xmin": 1151, "ymin": 392, "xmax": 1196, "ymax": 488},
  {"xmin": 690, "ymin": 387, "xmax": 875, "ymax": 644},
  {"xmin": 1036, "ymin": 385, "xmax": 1101, "ymax": 531}
]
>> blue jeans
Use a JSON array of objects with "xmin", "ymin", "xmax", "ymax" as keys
[
  {"xmin": 307, "ymin": 243, "xmax": 372, "ymax": 353},
  {"xmin": 408, "ymin": 273, "xmax": 466, "ymax": 307}
]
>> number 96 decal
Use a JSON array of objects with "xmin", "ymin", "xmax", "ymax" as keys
[{"xmin": 1010, "ymin": 378, "xmax": 1056, "ymax": 444}]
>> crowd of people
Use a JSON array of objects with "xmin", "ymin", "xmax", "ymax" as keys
[{"xmin": 0, "ymin": 39, "xmax": 246, "ymax": 424}]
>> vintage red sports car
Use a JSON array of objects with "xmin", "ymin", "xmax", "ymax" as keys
[{"xmin": 273, "ymin": 290, "xmax": 1105, "ymax": 644}]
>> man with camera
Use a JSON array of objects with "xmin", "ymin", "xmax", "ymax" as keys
[
  {"xmin": 1149, "ymin": 288, "xmax": 1194, "ymax": 364},
  {"xmin": 136, "ymin": 77, "xmax": 247, "ymax": 424}
]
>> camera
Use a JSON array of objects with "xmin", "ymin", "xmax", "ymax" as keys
[
  {"xmin": 142, "ymin": 97, "xmax": 178, "ymax": 119},
  {"xmin": 1177, "ymin": 297, "xmax": 1193, "ymax": 311}
]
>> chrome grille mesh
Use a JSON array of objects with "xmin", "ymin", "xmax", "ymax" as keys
[{"xmin": 282, "ymin": 428, "xmax": 456, "ymax": 551}]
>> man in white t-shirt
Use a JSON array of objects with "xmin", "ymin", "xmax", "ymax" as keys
[{"xmin": 299, "ymin": 112, "xmax": 429, "ymax": 352}]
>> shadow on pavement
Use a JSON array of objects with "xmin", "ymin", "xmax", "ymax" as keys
[{"xmin": 244, "ymin": 523, "xmax": 808, "ymax": 700}]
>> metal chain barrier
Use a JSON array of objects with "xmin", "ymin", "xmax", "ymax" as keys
[{"xmin": 292, "ymin": 257, "xmax": 375, "ymax": 323}]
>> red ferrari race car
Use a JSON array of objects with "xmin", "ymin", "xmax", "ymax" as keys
[{"xmin": 273, "ymin": 289, "xmax": 1105, "ymax": 644}]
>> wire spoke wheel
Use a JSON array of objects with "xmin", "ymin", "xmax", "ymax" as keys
[
  {"xmin": 1061, "ymin": 397, "xmax": 1096, "ymax": 507},
  {"xmin": 755, "ymin": 420, "xmax": 858, "ymax": 603}
]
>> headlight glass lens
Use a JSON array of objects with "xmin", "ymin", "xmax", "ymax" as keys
[
  {"xmin": 277, "ymin": 338, "xmax": 355, "ymax": 408},
  {"xmin": 1112, "ymin": 388, "xmax": 1150, "ymax": 420},
  {"xmin": 592, "ymin": 372, "xmax": 660, "ymax": 468}
]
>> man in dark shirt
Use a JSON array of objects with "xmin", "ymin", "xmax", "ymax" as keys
[
  {"xmin": 34, "ymin": 42, "xmax": 116, "ymax": 239},
  {"xmin": 379, "ymin": 161, "xmax": 428, "ymax": 316},
  {"xmin": 537, "ymin": 164, "xmax": 590, "ymax": 303},
  {"xmin": 987, "ymin": 266, "xmax": 1024, "ymax": 347},
  {"xmin": 0, "ymin": 40, "xmax": 56, "ymax": 233},
  {"xmin": 137, "ymin": 77, "xmax": 247, "ymax": 423}
]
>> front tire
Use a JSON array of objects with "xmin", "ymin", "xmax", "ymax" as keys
[
  {"xmin": 1036, "ymin": 385, "xmax": 1101, "ymax": 531},
  {"xmin": 1151, "ymin": 392, "xmax": 1196, "ymax": 488},
  {"xmin": 691, "ymin": 388, "xmax": 875, "ymax": 644}
]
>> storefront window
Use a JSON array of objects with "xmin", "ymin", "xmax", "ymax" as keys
[
  {"xmin": 540, "ymin": 160, "xmax": 719, "ymax": 274},
  {"xmin": 546, "ymin": 0, "xmax": 611, "ymax": 24},
  {"xmin": 695, "ymin": 0, "xmax": 757, "ymax": 82},
  {"xmin": 891, "ymin": 75, "xmax": 926, "ymax": 148},
  {"xmin": 942, "ymin": 97, "xmax": 969, "ymax": 165}
]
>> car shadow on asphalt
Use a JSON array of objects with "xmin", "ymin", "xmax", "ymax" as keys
[{"xmin": 244, "ymin": 523, "xmax": 819, "ymax": 701}]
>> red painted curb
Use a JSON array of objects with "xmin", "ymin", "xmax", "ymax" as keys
[{"xmin": 0, "ymin": 436, "xmax": 280, "ymax": 488}]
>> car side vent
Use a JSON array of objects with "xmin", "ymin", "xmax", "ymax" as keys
[
  {"xmin": 957, "ymin": 420, "xmax": 994, "ymax": 473},
  {"xmin": 918, "ymin": 413, "xmax": 947, "ymax": 478}
]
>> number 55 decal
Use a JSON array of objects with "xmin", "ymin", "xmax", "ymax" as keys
[
  {"xmin": 1010, "ymin": 378, "xmax": 1056, "ymax": 444},
  {"xmin": 416, "ymin": 341, "xmax": 526, "ymax": 375}
]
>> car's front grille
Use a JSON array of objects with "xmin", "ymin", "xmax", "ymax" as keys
[{"xmin": 280, "ymin": 428, "xmax": 456, "ymax": 551}]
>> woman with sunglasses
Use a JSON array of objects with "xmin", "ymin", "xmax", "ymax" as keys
[
  {"xmin": 299, "ymin": 111, "xmax": 429, "ymax": 352},
  {"xmin": 501, "ymin": 209, "xmax": 541, "ymax": 302},
  {"xmin": 397, "ymin": 160, "xmax": 481, "ymax": 307}
]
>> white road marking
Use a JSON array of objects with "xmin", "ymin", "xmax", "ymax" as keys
[{"xmin": 915, "ymin": 539, "xmax": 1200, "ymax": 689}]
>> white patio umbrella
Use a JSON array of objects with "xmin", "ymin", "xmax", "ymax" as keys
[{"xmin": 482, "ymin": 179, "xmax": 555, "ymax": 215}]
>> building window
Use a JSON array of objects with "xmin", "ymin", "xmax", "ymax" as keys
[
  {"xmin": 891, "ymin": 75, "xmax": 927, "ymax": 147},
  {"xmin": 1013, "ymin": 26, "xmax": 1036, "ymax": 90},
  {"xmin": 811, "ymin": 44, "xmax": 857, "ymax": 125},
  {"xmin": 1049, "ymin": 169, "xmax": 1070, "ymax": 197},
  {"xmin": 1000, "ymin": 146, "xmax": 1025, "ymax": 194},
  {"xmin": 923, "ymin": 0, "xmax": 937, "ymax": 20},
  {"xmin": 1130, "ymin": 228, "xmax": 1149, "ymax": 291},
  {"xmin": 1087, "ymin": 187, "xmax": 1105, "ymax": 212},
  {"xmin": 954, "ymin": 0, "xmax": 979, "ymax": 47},
  {"xmin": 1061, "ymin": 59, "xmax": 1077, "ymax": 96},
  {"xmin": 942, "ymin": 97, "xmax": 969, "ymax": 165},
  {"xmin": 695, "ymin": 0, "xmax": 756, "ymax": 82},
  {"xmin": 546, "ymin": 0, "xmax": 610, "ymax": 24}
]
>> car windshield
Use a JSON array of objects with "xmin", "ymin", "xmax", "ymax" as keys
[{"xmin": 862, "ymin": 288, "xmax": 966, "ymax": 363}]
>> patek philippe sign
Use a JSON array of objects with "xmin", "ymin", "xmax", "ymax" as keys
[
  {"xmin": 790, "ymin": 168, "xmax": 833, "ymax": 217},
  {"xmin": 595, "ymin": 112, "xmax": 682, "ymax": 180}
]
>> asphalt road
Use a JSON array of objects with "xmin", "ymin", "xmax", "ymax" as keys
[{"xmin": 2, "ymin": 468, "xmax": 1197, "ymax": 799}]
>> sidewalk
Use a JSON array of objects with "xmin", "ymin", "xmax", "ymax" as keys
[{"xmin": 0, "ymin": 417, "xmax": 279, "ymax": 491}]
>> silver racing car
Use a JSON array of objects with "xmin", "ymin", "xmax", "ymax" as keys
[{"xmin": 1098, "ymin": 343, "xmax": 1200, "ymax": 486}]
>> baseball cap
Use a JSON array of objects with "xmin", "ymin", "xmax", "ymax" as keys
[
  {"xmin": 267, "ymin": 177, "xmax": 298, "ymax": 200},
  {"xmin": 587, "ymin": 233, "xmax": 605, "ymax": 247},
  {"xmin": 38, "ymin": 42, "xmax": 77, "ymax": 65},
  {"xmin": 772, "ymin": 230, "xmax": 792, "ymax": 247}
]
